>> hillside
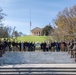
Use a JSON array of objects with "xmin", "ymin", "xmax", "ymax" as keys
[{"xmin": 17, "ymin": 36, "xmax": 49, "ymax": 42}]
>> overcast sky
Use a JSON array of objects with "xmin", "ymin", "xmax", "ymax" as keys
[{"xmin": 0, "ymin": 0, "xmax": 76, "ymax": 35}]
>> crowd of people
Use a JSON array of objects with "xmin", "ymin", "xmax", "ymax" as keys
[
  {"xmin": 0, "ymin": 39, "xmax": 36, "ymax": 52},
  {"xmin": 0, "ymin": 38, "xmax": 76, "ymax": 57}
]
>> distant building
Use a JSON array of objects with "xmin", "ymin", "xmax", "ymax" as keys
[{"xmin": 31, "ymin": 27, "xmax": 42, "ymax": 36}]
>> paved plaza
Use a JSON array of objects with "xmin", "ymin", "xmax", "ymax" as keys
[{"xmin": 0, "ymin": 52, "xmax": 76, "ymax": 65}]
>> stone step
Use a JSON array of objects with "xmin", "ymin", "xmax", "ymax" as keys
[
  {"xmin": 0, "ymin": 69, "xmax": 76, "ymax": 72},
  {"xmin": 0, "ymin": 67, "xmax": 76, "ymax": 75},
  {"xmin": 0, "ymin": 72, "xmax": 76, "ymax": 75}
]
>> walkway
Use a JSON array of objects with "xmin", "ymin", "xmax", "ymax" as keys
[{"xmin": 0, "ymin": 52, "xmax": 76, "ymax": 65}]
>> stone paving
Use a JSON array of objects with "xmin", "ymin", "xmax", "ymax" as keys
[{"xmin": 0, "ymin": 51, "xmax": 76, "ymax": 65}]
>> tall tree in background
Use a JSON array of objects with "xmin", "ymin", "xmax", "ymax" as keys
[
  {"xmin": 42, "ymin": 25, "xmax": 53, "ymax": 36},
  {"xmin": 0, "ymin": 7, "xmax": 8, "ymax": 38},
  {"xmin": 0, "ymin": 7, "xmax": 12, "ymax": 38},
  {"xmin": 54, "ymin": 5, "xmax": 76, "ymax": 40},
  {"xmin": 0, "ymin": 7, "xmax": 24, "ymax": 38},
  {"xmin": 0, "ymin": 7, "xmax": 5, "ymax": 26}
]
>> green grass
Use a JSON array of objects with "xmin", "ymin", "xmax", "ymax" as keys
[
  {"xmin": 17, "ymin": 36, "xmax": 49, "ymax": 42},
  {"xmin": 1, "ymin": 36, "xmax": 53, "ymax": 42}
]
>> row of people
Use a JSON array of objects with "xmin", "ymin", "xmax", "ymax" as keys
[
  {"xmin": 40, "ymin": 41, "xmax": 67, "ymax": 52},
  {"xmin": 1, "ymin": 38, "xmax": 75, "ymax": 54},
  {"xmin": 0, "ymin": 39, "xmax": 36, "ymax": 56},
  {"xmin": 0, "ymin": 39, "xmax": 67, "ymax": 52}
]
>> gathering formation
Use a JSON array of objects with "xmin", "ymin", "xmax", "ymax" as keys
[
  {"xmin": 0, "ymin": 0, "xmax": 76, "ymax": 75},
  {"xmin": 0, "ymin": 38, "xmax": 76, "ymax": 62}
]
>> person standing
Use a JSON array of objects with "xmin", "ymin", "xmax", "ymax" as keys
[
  {"xmin": 43, "ymin": 42, "xmax": 46, "ymax": 52},
  {"xmin": 21, "ymin": 42, "xmax": 24, "ymax": 51}
]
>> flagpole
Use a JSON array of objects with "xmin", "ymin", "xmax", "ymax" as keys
[{"xmin": 30, "ymin": 9, "xmax": 31, "ymax": 35}]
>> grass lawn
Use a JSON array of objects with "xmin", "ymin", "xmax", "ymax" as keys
[
  {"xmin": 1, "ymin": 36, "xmax": 53, "ymax": 42},
  {"xmin": 17, "ymin": 36, "xmax": 49, "ymax": 42}
]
